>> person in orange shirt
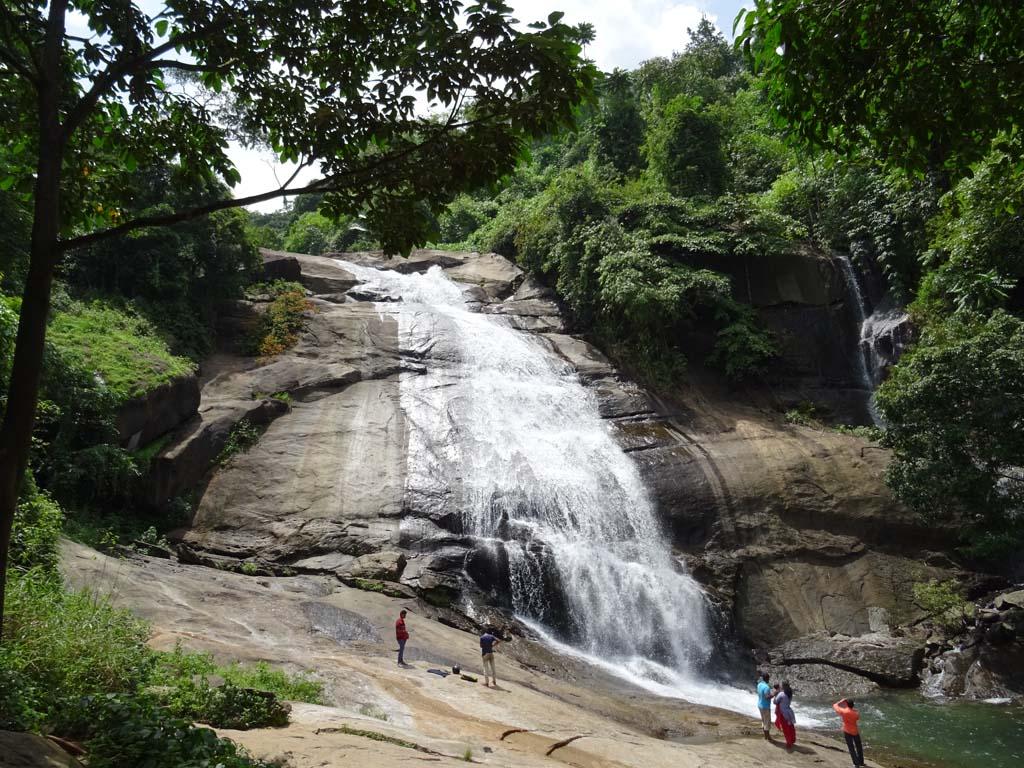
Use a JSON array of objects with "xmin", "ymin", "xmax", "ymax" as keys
[{"xmin": 833, "ymin": 697, "xmax": 864, "ymax": 767}]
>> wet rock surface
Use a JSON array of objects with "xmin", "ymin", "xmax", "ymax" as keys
[
  {"xmin": 61, "ymin": 541, "xmax": 888, "ymax": 768},
  {"xmin": 149, "ymin": 248, "xmax": 983, "ymax": 698}
]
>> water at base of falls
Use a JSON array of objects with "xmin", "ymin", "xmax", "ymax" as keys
[{"xmin": 336, "ymin": 259, "xmax": 737, "ymax": 704}]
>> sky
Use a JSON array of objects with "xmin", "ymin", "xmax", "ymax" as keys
[{"xmin": 229, "ymin": 0, "xmax": 749, "ymax": 210}]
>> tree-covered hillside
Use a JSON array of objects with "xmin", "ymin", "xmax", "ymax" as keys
[{"xmin": 417, "ymin": 17, "xmax": 1023, "ymax": 564}]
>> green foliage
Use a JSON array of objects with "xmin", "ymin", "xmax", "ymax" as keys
[
  {"xmin": 924, "ymin": 146, "xmax": 1024, "ymax": 316},
  {"xmin": 10, "ymin": 480, "xmax": 63, "ymax": 574},
  {"xmin": 643, "ymin": 95, "xmax": 728, "ymax": 198},
  {"xmin": 737, "ymin": 1, "xmax": 1024, "ymax": 179},
  {"xmin": 709, "ymin": 305, "xmax": 777, "ymax": 379},
  {"xmin": 784, "ymin": 401, "xmax": 823, "ymax": 428},
  {"xmin": 437, "ymin": 195, "xmax": 499, "ymax": 245},
  {"xmin": 833, "ymin": 424, "xmax": 884, "ymax": 441},
  {"xmin": 763, "ymin": 158, "xmax": 937, "ymax": 301},
  {"xmin": 348, "ymin": 578, "xmax": 410, "ymax": 599},
  {"xmin": 283, "ymin": 211, "xmax": 335, "ymax": 254},
  {"xmin": 148, "ymin": 647, "xmax": 321, "ymax": 729},
  {"xmin": 217, "ymin": 419, "xmax": 264, "ymax": 466},
  {"xmin": 248, "ymin": 280, "xmax": 312, "ymax": 357},
  {"xmin": 47, "ymin": 301, "xmax": 195, "ymax": 402},
  {"xmin": 157, "ymin": 678, "xmax": 291, "ymax": 730},
  {"xmin": 63, "ymin": 168, "xmax": 262, "ymax": 360},
  {"xmin": 0, "ymin": 570, "xmax": 153, "ymax": 725},
  {"xmin": 877, "ymin": 311, "xmax": 1024, "ymax": 552},
  {"xmin": 591, "ymin": 70, "xmax": 645, "ymax": 174},
  {"xmin": 913, "ymin": 579, "xmax": 969, "ymax": 634},
  {"xmin": 54, "ymin": 694, "xmax": 274, "ymax": 768}
]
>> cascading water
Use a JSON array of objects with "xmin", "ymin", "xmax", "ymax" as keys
[
  {"xmin": 835, "ymin": 254, "xmax": 913, "ymax": 425},
  {"xmin": 335, "ymin": 259, "xmax": 765, "ymax": 714}
]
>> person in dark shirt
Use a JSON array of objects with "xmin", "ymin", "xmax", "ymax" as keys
[
  {"xmin": 480, "ymin": 628, "xmax": 500, "ymax": 687},
  {"xmin": 395, "ymin": 610, "xmax": 410, "ymax": 666}
]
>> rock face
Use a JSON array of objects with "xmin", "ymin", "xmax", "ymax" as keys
[
  {"xmin": 0, "ymin": 731, "xmax": 83, "ymax": 768},
  {"xmin": 157, "ymin": 247, "xmax": 975, "ymax": 698},
  {"xmin": 769, "ymin": 632, "xmax": 925, "ymax": 688},
  {"xmin": 115, "ymin": 373, "xmax": 201, "ymax": 449}
]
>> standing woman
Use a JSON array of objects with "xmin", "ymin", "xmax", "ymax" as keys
[{"xmin": 774, "ymin": 680, "xmax": 797, "ymax": 751}]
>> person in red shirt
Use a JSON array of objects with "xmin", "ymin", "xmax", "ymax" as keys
[
  {"xmin": 395, "ymin": 610, "xmax": 410, "ymax": 667},
  {"xmin": 833, "ymin": 697, "xmax": 864, "ymax": 767}
]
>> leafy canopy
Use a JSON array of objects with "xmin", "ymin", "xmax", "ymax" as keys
[
  {"xmin": 2, "ymin": 0, "xmax": 595, "ymax": 255},
  {"xmin": 736, "ymin": 0, "xmax": 1024, "ymax": 178}
]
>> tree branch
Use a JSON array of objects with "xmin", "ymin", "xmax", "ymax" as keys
[
  {"xmin": 59, "ymin": 178, "xmax": 331, "ymax": 251},
  {"xmin": 148, "ymin": 58, "xmax": 236, "ymax": 74},
  {"xmin": 0, "ymin": 46, "xmax": 36, "ymax": 84},
  {"xmin": 56, "ymin": 118, "xmax": 475, "ymax": 252},
  {"xmin": 61, "ymin": 22, "xmax": 227, "ymax": 141}
]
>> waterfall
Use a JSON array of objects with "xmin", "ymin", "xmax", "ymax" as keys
[
  {"xmin": 336, "ymin": 259, "xmax": 729, "ymax": 696},
  {"xmin": 835, "ymin": 254, "xmax": 875, "ymax": 393},
  {"xmin": 835, "ymin": 254, "xmax": 913, "ymax": 425}
]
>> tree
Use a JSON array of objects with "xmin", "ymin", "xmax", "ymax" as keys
[
  {"xmin": 0, "ymin": 0, "xmax": 594, "ymax": 637},
  {"xmin": 644, "ymin": 95, "xmax": 727, "ymax": 197},
  {"xmin": 591, "ymin": 70, "xmax": 645, "ymax": 174},
  {"xmin": 736, "ymin": 0, "xmax": 1024, "ymax": 179},
  {"xmin": 876, "ymin": 311, "xmax": 1024, "ymax": 547}
]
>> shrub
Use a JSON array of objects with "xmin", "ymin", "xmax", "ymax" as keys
[
  {"xmin": 247, "ymin": 281, "xmax": 312, "ymax": 357},
  {"xmin": 151, "ymin": 646, "xmax": 323, "ymax": 705},
  {"xmin": 217, "ymin": 419, "xmax": 264, "ymax": 466},
  {"xmin": 10, "ymin": 480, "xmax": 63, "ymax": 573},
  {"xmin": 913, "ymin": 579, "xmax": 969, "ymax": 634},
  {"xmin": 0, "ymin": 571, "xmax": 153, "ymax": 724},
  {"xmin": 149, "ymin": 647, "xmax": 321, "ymax": 729},
  {"xmin": 158, "ymin": 678, "xmax": 291, "ymax": 730},
  {"xmin": 53, "ymin": 694, "xmax": 273, "ymax": 768}
]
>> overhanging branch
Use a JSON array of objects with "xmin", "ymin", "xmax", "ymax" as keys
[
  {"xmin": 61, "ymin": 22, "xmax": 227, "ymax": 141},
  {"xmin": 58, "ymin": 177, "xmax": 331, "ymax": 251}
]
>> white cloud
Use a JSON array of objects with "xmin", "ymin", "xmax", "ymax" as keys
[{"xmin": 508, "ymin": 0, "xmax": 718, "ymax": 71}]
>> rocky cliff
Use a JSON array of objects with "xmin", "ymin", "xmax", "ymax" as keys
[{"xmin": 145, "ymin": 247, "xmax": 1009, "ymax": 701}]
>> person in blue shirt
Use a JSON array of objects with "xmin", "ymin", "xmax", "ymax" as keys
[
  {"xmin": 756, "ymin": 672, "xmax": 773, "ymax": 739},
  {"xmin": 480, "ymin": 628, "xmax": 500, "ymax": 688}
]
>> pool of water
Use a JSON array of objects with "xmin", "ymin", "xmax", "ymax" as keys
[{"xmin": 811, "ymin": 693, "xmax": 1024, "ymax": 768}]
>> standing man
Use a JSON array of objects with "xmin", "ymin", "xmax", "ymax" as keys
[
  {"xmin": 480, "ymin": 627, "xmax": 500, "ymax": 688},
  {"xmin": 756, "ymin": 672, "xmax": 773, "ymax": 739},
  {"xmin": 395, "ymin": 609, "xmax": 410, "ymax": 667},
  {"xmin": 833, "ymin": 697, "xmax": 864, "ymax": 767}
]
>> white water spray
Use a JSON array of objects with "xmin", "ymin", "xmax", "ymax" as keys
[{"xmin": 336, "ymin": 260, "xmax": 766, "ymax": 711}]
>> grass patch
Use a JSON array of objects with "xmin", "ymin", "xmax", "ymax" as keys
[
  {"xmin": 358, "ymin": 703, "xmax": 389, "ymax": 721},
  {"xmin": 133, "ymin": 433, "xmax": 172, "ymax": 465},
  {"xmin": 47, "ymin": 300, "xmax": 195, "ymax": 401},
  {"xmin": 322, "ymin": 724, "xmax": 426, "ymax": 752},
  {"xmin": 348, "ymin": 578, "xmax": 408, "ymax": 598},
  {"xmin": 150, "ymin": 646, "xmax": 324, "ymax": 704}
]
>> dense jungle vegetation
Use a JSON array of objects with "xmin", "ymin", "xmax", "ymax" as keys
[{"xmin": 0, "ymin": 0, "xmax": 1022, "ymax": 761}]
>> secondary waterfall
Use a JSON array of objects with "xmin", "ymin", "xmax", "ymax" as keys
[
  {"xmin": 336, "ymin": 260, "xmax": 716, "ymax": 686},
  {"xmin": 835, "ymin": 254, "xmax": 912, "ymax": 425}
]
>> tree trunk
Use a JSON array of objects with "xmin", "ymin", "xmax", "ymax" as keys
[{"xmin": 0, "ymin": 0, "xmax": 66, "ymax": 641}]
